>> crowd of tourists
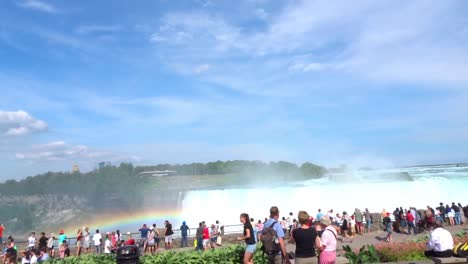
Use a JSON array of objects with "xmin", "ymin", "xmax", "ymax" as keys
[{"xmin": 0, "ymin": 201, "xmax": 466, "ymax": 264}]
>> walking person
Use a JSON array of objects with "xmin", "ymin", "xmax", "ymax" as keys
[
  {"xmin": 180, "ymin": 221, "xmax": 190, "ymax": 248},
  {"xmin": 406, "ymin": 209, "xmax": 416, "ymax": 235},
  {"xmin": 383, "ymin": 213, "xmax": 393, "ymax": 242},
  {"xmin": 237, "ymin": 213, "xmax": 256, "ymax": 264}
]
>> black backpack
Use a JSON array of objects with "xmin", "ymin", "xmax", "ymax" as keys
[{"xmin": 260, "ymin": 221, "xmax": 281, "ymax": 256}]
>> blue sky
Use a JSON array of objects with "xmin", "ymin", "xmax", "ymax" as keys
[{"xmin": 1, "ymin": 0, "xmax": 468, "ymax": 180}]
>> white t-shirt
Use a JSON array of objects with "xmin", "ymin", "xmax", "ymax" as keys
[
  {"xmin": 93, "ymin": 233, "xmax": 102, "ymax": 246},
  {"xmin": 104, "ymin": 239, "xmax": 112, "ymax": 253},
  {"xmin": 84, "ymin": 231, "xmax": 90, "ymax": 242},
  {"xmin": 427, "ymin": 228, "xmax": 454, "ymax": 252},
  {"xmin": 30, "ymin": 255, "xmax": 38, "ymax": 264},
  {"xmin": 28, "ymin": 236, "xmax": 36, "ymax": 247}
]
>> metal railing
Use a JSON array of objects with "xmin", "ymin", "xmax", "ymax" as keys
[{"xmin": 12, "ymin": 224, "xmax": 244, "ymax": 250}]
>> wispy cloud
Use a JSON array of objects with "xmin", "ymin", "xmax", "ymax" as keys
[
  {"xmin": 0, "ymin": 110, "xmax": 48, "ymax": 136},
  {"xmin": 76, "ymin": 25, "xmax": 123, "ymax": 35},
  {"xmin": 16, "ymin": 140, "xmax": 142, "ymax": 163},
  {"xmin": 16, "ymin": 0, "xmax": 58, "ymax": 13}
]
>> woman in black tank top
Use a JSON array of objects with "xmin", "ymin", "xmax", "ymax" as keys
[{"xmin": 290, "ymin": 211, "xmax": 321, "ymax": 264}]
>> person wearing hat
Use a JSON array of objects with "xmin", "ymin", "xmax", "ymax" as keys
[
  {"xmin": 125, "ymin": 232, "xmax": 135, "ymax": 246},
  {"xmin": 317, "ymin": 216, "xmax": 337, "ymax": 264}
]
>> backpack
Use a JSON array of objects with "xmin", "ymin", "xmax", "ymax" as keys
[
  {"xmin": 453, "ymin": 242, "xmax": 468, "ymax": 258},
  {"xmin": 260, "ymin": 221, "xmax": 281, "ymax": 256}
]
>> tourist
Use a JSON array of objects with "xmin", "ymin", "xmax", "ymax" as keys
[
  {"xmin": 340, "ymin": 213, "xmax": 349, "ymax": 242},
  {"xmin": 353, "ymin": 208, "xmax": 363, "ymax": 235},
  {"xmin": 381, "ymin": 209, "xmax": 387, "ymax": 219},
  {"xmin": 458, "ymin": 203, "xmax": 465, "ymax": 225},
  {"xmin": 317, "ymin": 216, "xmax": 337, "ymax": 264},
  {"xmin": 152, "ymin": 224, "xmax": 160, "ymax": 250},
  {"xmin": 424, "ymin": 220, "xmax": 454, "ymax": 258},
  {"xmin": 210, "ymin": 224, "xmax": 218, "ymax": 248},
  {"xmin": 383, "ymin": 213, "xmax": 393, "ymax": 242},
  {"xmin": 287, "ymin": 212, "xmax": 293, "ymax": 234},
  {"xmin": 446, "ymin": 204, "xmax": 455, "ymax": 226},
  {"xmin": 27, "ymin": 232, "xmax": 36, "ymax": 251},
  {"xmin": 364, "ymin": 208, "xmax": 371, "ymax": 233},
  {"xmin": 76, "ymin": 228, "xmax": 83, "ymax": 256},
  {"xmin": 29, "ymin": 250, "xmax": 37, "ymax": 264},
  {"xmin": 195, "ymin": 222, "xmax": 203, "ymax": 251},
  {"xmin": 237, "ymin": 213, "xmax": 256, "ymax": 264},
  {"xmin": 406, "ymin": 210, "xmax": 416, "ymax": 235},
  {"xmin": 202, "ymin": 222, "xmax": 210, "ymax": 250},
  {"xmin": 58, "ymin": 241, "xmax": 68, "ymax": 259},
  {"xmin": 1, "ymin": 241, "xmax": 17, "ymax": 264},
  {"xmin": 349, "ymin": 216, "xmax": 356, "ymax": 237},
  {"xmin": 58, "ymin": 230, "xmax": 66, "ymax": 246},
  {"xmin": 104, "ymin": 234, "xmax": 112, "ymax": 255},
  {"xmin": 20, "ymin": 250, "xmax": 31, "ymax": 264},
  {"xmin": 93, "ymin": 229, "xmax": 102, "ymax": 254},
  {"xmin": 46, "ymin": 233, "xmax": 55, "ymax": 258},
  {"xmin": 83, "ymin": 227, "xmax": 90, "ymax": 254},
  {"xmin": 38, "ymin": 233, "xmax": 47, "ymax": 253},
  {"xmin": 316, "ymin": 209, "xmax": 323, "ymax": 221},
  {"xmin": 437, "ymin": 203, "xmax": 446, "ymax": 223},
  {"xmin": 164, "ymin": 220, "xmax": 174, "ymax": 250},
  {"xmin": 180, "ymin": 221, "xmax": 189, "ymax": 248},
  {"xmin": 147, "ymin": 230, "xmax": 155, "ymax": 254},
  {"xmin": 37, "ymin": 248, "xmax": 49, "ymax": 262},
  {"xmin": 0, "ymin": 224, "xmax": 5, "ymax": 252},
  {"xmin": 216, "ymin": 220, "xmax": 223, "ymax": 246},
  {"xmin": 139, "ymin": 224, "xmax": 149, "ymax": 252},
  {"xmin": 125, "ymin": 232, "xmax": 135, "ymax": 245},
  {"xmin": 326, "ymin": 210, "xmax": 334, "ymax": 221},
  {"xmin": 452, "ymin": 202, "xmax": 461, "ymax": 225},
  {"xmin": 250, "ymin": 219, "xmax": 257, "ymax": 243},
  {"xmin": 256, "ymin": 220, "xmax": 264, "ymax": 242},
  {"xmin": 261, "ymin": 206, "xmax": 289, "ymax": 264},
  {"xmin": 116, "ymin": 230, "xmax": 121, "ymax": 241},
  {"xmin": 289, "ymin": 211, "xmax": 319, "ymax": 264},
  {"xmin": 281, "ymin": 217, "xmax": 287, "ymax": 237}
]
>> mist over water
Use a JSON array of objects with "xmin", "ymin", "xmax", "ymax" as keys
[{"xmin": 178, "ymin": 164, "xmax": 468, "ymax": 228}]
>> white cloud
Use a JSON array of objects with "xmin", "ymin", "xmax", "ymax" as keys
[
  {"xmin": 193, "ymin": 64, "xmax": 211, "ymax": 74},
  {"xmin": 0, "ymin": 110, "xmax": 47, "ymax": 136},
  {"xmin": 148, "ymin": 1, "xmax": 468, "ymax": 96},
  {"xmin": 76, "ymin": 25, "xmax": 123, "ymax": 35},
  {"xmin": 254, "ymin": 8, "xmax": 268, "ymax": 20},
  {"xmin": 16, "ymin": 0, "xmax": 58, "ymax": 13},
  {"xmin": 16, "ymin": 140, "xmax": 142, "ymax": 163}
]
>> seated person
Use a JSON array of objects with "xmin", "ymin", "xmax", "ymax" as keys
[
  {"xmin": 125, "ymin": 233, "xmax": 135, "ymax": 246},
  {"xmin": 424, "ymin": 220, "xmax": 453, "ymax": 258}
]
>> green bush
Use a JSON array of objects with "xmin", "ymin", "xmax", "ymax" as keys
[
  {"xmin": 343, "ymin": 245, "xmax": 380, "ymax": 264},
  {"xmin": 45, "ymin": 245, "xmax": 268, "ymax": 264}
]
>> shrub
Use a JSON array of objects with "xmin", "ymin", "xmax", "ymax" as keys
[{"xmin": 343, "ymin": 245, "xmax": 380, "ymax": 264}]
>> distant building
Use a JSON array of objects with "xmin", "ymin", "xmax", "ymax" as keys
[
  {"xmin": 72, "ymin": 165, "xmax": 80, "ymax": 173},
  {"xmin": 139, "ymin": 170, "xmax": 177, "ymax": 177}
]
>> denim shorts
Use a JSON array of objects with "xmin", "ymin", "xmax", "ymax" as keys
[{"xmin": 245, "ymin": 243, "xmax": 256, "ymax": 253}]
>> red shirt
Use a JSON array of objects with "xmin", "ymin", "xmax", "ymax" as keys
[
  {"xmin": 406, "ymin": 212, "xmax": 414, "ymax": 222},
  {"xmin": 203, "ymin": 228, "xmax": 210, "ymax": 239},
  {"xmin": 125, "ymin": 239, "xmax": 135, "ymax": 245},
  {"xmin": 0, "ymin": 226, "xmax": 4, "ymax": 237}
]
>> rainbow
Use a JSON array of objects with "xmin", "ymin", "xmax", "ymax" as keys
[{"xmin": 62, "ymin": 208, "xmax": 183, "ymax": 235}]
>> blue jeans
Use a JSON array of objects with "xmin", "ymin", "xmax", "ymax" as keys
[
  {"xmin": 455, "ymin": 212, "xmax": 461, "ymax": 225},
  {"xmin": 181, "ymin": 236, "xmax": 188, "ymax": 247},
  {"xmin": 196, "ymin": 237, "xmax": 203, "ymax": 251},
  {"xmin": 95, "ymin": 245, "xmax": 101, "ymax": 254},
  {"xmin": 407, "ymin": 222, "xmax": 416, "ymax": 234}
]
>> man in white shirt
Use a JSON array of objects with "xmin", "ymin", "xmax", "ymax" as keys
[
  {"xmin": 424, "ymin": 220, "xmax": 454, "ymax": 258},
  {"xmin": 92, "ymin": 229, "xmax": 102, "ymax": 254},
  {"xmin": 28, "ymin": 232, "xmax": 36, "ymax": 250}
]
